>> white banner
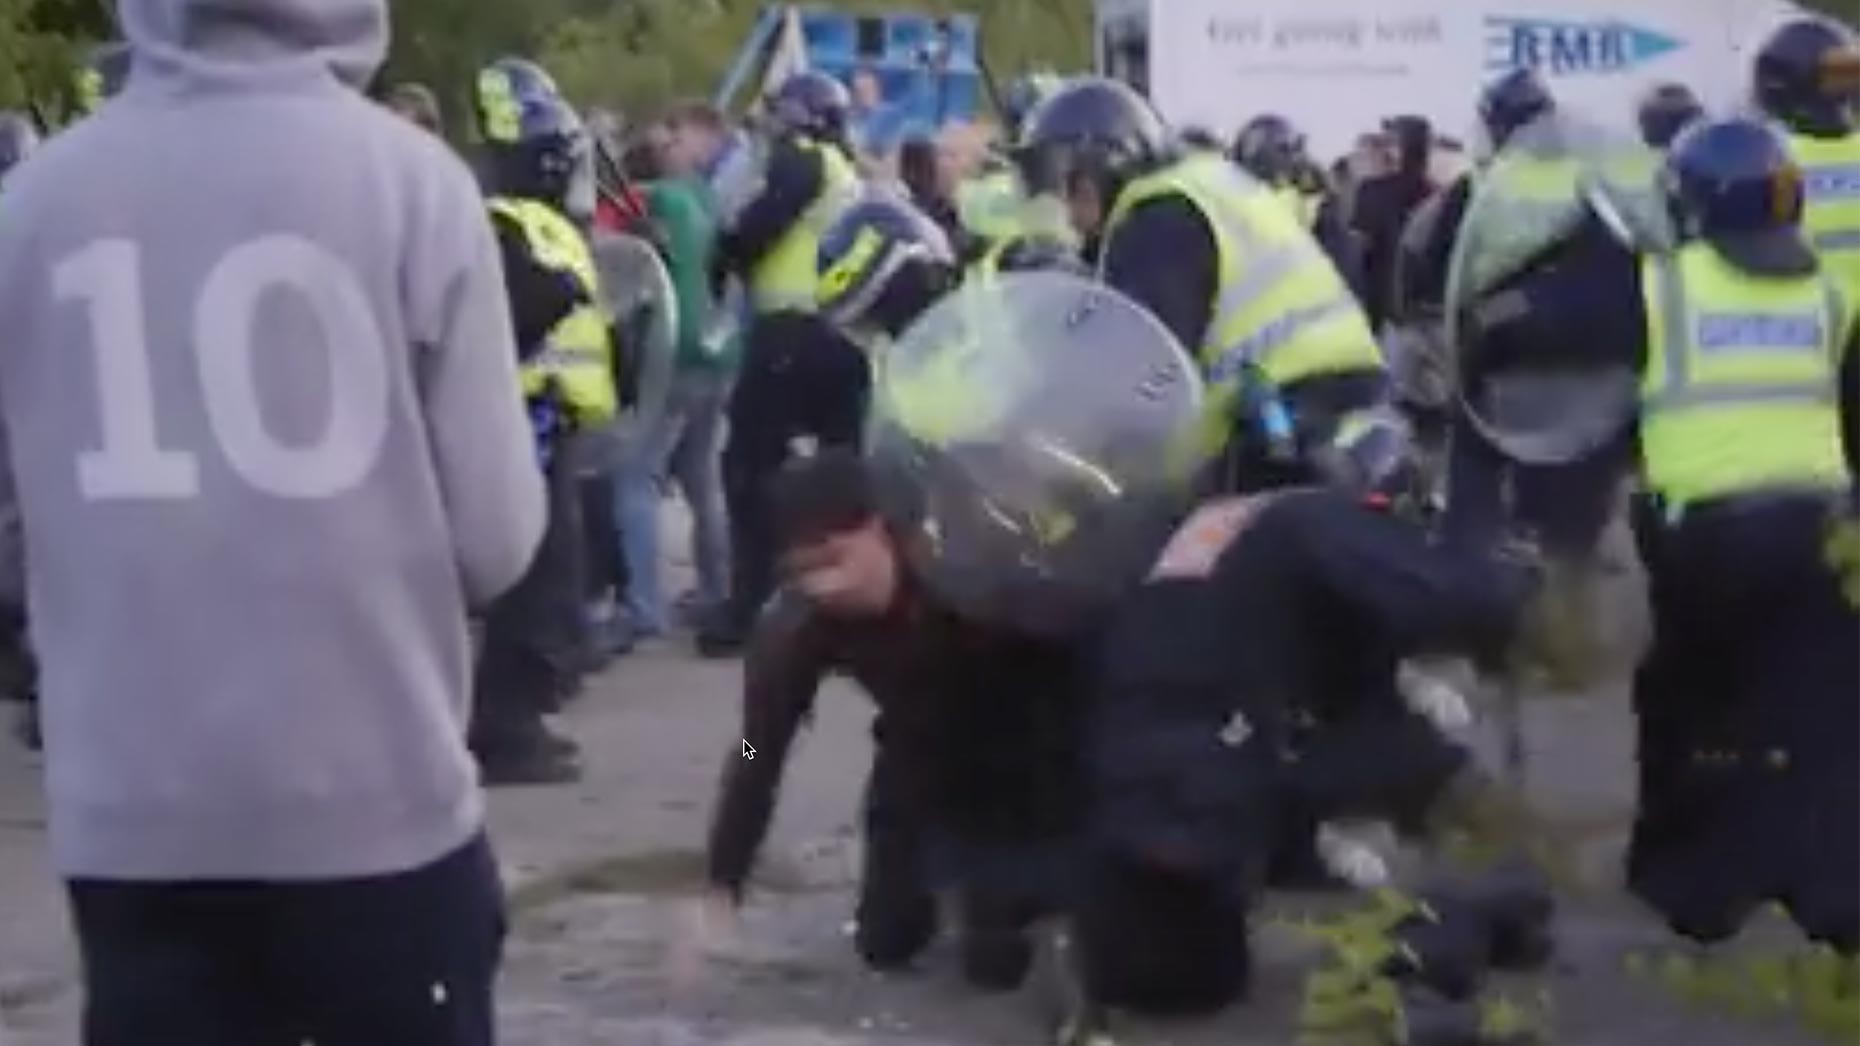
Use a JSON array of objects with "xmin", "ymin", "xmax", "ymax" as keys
[{"xmin": 1138, "ymin": 0, "xmax": 1821, "ymax": 162}]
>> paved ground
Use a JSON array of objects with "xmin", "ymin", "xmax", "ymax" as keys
[{"xmin": 0, "ymin": 543, "xmax": 1854, "ymax": 1045}]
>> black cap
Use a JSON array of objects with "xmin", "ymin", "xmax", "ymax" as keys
[{"xmin": 1709, "ymin": 227, "xmax": 1820, "ymax": 278}]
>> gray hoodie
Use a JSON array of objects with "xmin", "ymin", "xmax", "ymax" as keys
[{"xmin": 0, "ymin": 0, "xmax": 546, "ymax": 879}]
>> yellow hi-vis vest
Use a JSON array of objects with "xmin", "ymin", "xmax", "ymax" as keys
[
  {"xmin": 488, "ymin": 196, "xmax": 618, "ymax": 427},
  {"xmin": 1272, "ymin": 184, "xmax": 1322, "ymax": 229},
  {"xmin": 1789, "ymin": 131, "xmax": 1860, "ymax": 310},
  {"xmin": 1103, "ymin": 155, "xmax": 1381, "ymax": 393},
  {"xmin": 749, "ymin": 138, "xmax": 861, "ymax": 313},
  {"xmin": 1639, "ymin": 242, "xmax": 1851, "ymax": 507}
]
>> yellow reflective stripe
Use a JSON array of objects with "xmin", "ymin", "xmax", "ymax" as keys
[
  {"xmin": 1645, "ymin": 253, "xmax": 1839, "ymax": 414},
  {"xmin": 1208, "ymin": 297, "xmax": 1364, "ymax": 385},
  {"xmin": 751, "ymin": 139, "xmax": 861, "ymax": 312}
]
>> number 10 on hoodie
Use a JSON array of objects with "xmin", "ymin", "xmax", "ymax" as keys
[{"xmin": 58, "ymin": 234, "xmax": 392, "ymax": 501}]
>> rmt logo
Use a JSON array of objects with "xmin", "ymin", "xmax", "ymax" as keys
[{"xmin": 1486, "ymin": 16, "xmax": 1682, "ymax": 76}]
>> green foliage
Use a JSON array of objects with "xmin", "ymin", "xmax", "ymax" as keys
[{"xmin": 0, "ymin": 0, "xmax": 109, "ymax": 122}]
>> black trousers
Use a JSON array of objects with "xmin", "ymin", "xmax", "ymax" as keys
[
  {"xmin": 472, "ymin": 441, "xmax": 584, "ymax": 747},
  {"xmin": 1628, "ymin": 492, "xmax": 1859, "ymax": 950},
  {"xmin": 720, "ymin": 310, "xmax": 870, "ymax": 632},
  {"xmin": 68, "ymin": 835, "xmax": 504, "ymax": 1046},
  {"xmin": 852, "ymin": 740, "xmax": 1061, "ymax": 990}
]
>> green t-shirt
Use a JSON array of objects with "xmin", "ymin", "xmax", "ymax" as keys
[{"xmin": 645, "ymin": 177, "xmax": 739, "ymax": 372}]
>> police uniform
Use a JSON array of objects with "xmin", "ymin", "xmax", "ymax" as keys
[
  {"xmin": 468, "ymin": 58, "xmax": 619, "ymax": 782},
  {"xmin": 1629, "ymin": 237, "xmax": 1858, "ymax": 951},
  {"xmin": 710, "ymin": 131, "xmax": 863, "ymax": 649},
  {"xmin": 1458, "ymin": 120, "xmax": 1860, "ymax": 950},
  {"xmin": 1099, "ymin": 152, "xmax": 1386, "ymax": 493},
  {"xmin": 1788, "ymin": 129, "xmax": 1860, "ymax": 307}
]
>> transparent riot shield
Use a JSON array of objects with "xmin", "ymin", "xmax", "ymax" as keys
[
  {"xmin": 1447, "ymin": 112, "xmax": 1673, "ymax": 329},
  {"xmin": 591, "ymin": 231, "xmax": 680, "ymax": 460},
  {"xmin": 865, "ymin": 272, "xmax": 1205, "ymax": 638},
  {"xmin": 1445, "ymin": 113, "xmax": 1668, "ymax": 467}
]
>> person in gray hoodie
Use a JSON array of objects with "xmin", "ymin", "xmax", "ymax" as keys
[{"xmin": 0, "ymin": 0, "xmax": 545, "ymax": 1042}]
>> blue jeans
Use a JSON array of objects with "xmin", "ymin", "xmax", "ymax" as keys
[{"xmin": 616, "ymin": 370, "xmax": 731, "ymax": 633}]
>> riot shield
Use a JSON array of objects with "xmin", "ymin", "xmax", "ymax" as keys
[
  {"xmin": 865, "ymin": 272, "xmax": 1205, "ymax": 637},
  {"xmin": 1446, "ymin": 113, "xmax": 1672, "ymax": 323},
  {"xmin": 1445, "ymin": 113, "xmax": 1665, "ymax": 467},
  {"xmin": 591, "ymin": 231, "xmax": 679, "ymax": 459}
]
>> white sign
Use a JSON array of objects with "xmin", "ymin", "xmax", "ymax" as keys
[{"xmin": 1128, "ymin": 0, "xmax": 1824, "ymax": 161}]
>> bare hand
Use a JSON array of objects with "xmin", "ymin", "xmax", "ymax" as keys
[{"xmin": 665, "ymin": 888, "xmax": 742, "ymax": 992}]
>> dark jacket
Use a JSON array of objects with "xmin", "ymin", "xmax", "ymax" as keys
[
  {"xmin": 491, "ymin": 213, "xmax": 582, "ymax": 362},
  {"xmin": 707, "ymin": 581, "xmax": 1086, "ymax": 895},
  {"xmin": 1353, "ymin": 168, "xmax": 1438, "ymax": 331},
  {"xmin": 1101, "ymin": 194, "xmax": 1220, "ymax": 353},
  {"xmin": 1092, "ymin": 492, "xmax": 1529, "ymax": 876}
]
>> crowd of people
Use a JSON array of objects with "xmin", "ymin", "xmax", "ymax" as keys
[{"xmin": 0, "ymin": 0, "xmax": 1855, "ymax": 1043}]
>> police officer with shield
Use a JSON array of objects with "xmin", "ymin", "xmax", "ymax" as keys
[
  {"xmin": 469, "ymin": 58, "xmax": 620, "ymax": 784},
  {"xmin": 1018, "ymin": 78, "xmax": 1390, "ymax": 500}
]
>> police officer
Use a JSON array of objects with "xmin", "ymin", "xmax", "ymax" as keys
[
  {"xmin": 1626, "ymin": 119, "xmax": 1858, "ymax": 954},
  {"xmin": 1232, "ymin": 115, "xmax": 1320, "ymax": 227},
  {"xmin": 1637, "ymin": 82, "xmax": 1704, "ymax": 150},
  {"xmin": 1232, "ymin": 115, "xmax": 1365, "ymax": 301},
  {"xmin": 470, "ymin": 58, "xmax": 621, "ymax": 784},
  {"xmin": 817, "ymin": 191, "xmax": 1086, "ymax": 328},
  {"xmin": 817, "ymin": 195, "xmax": 959, "ymax": 340},
  {"xmin": 1019, "ymin": 78, "xmax": 1386, "ymax": 496},
  {"xmin": 72, "ymin": 42, "xmax": 131, "ymax": 119},
  {"xmin": 701, "ymin": 71, "xmax": 864, "ymax": 655},
  {"xmin": 1756, "ymin": 19, "xmax": 1860, "ymax": 318}
]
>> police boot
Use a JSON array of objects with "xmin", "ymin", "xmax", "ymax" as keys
[
  {"xmin": 1380, "ymin": 902, "xmax": 1492, "ymax": 1001},
  {"xmin": 1420, "ymin": 858, "xmax": 1556, "ymax": 972}
]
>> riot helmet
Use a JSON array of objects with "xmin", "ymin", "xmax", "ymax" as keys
[
  {"xmin": 75, "ymin": 42, "xmax": 132, "ymax": 116},
  {"xmin": 1231, "ymin": 114, "xmax": 1305, "ymax": 185},
  {"xmin": 0, "ymin": 113, "xmax": 40, "ymax": 183},
  {"xmin": 816, "ymin": 194, "xmax": 956, "ymax": 338},
  {"xmin": 1479, "ymin": 68, "xmax": 1555, "ymax": 152},
  {"xmin": 1015, "ymin": 77, "xmax": 1168, "ymax": 241},
  {"xmin": 1754, "ymin": 18, "xmax": 1860, "ymax": 136},
  {"xmin": 1637, "ymin": 83, "xmax": 1705, "ymax": 150},
  {"xmin": 766, "ymin": 71, "xmax": 853, "ymax": 145},
  {"xmin": 475, "ymin": 58, "xmax": 587, "ymax": 208},
  {"xmin": 1666, "ymin": 117, "xmax": 1817, "ymax": 278}
]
